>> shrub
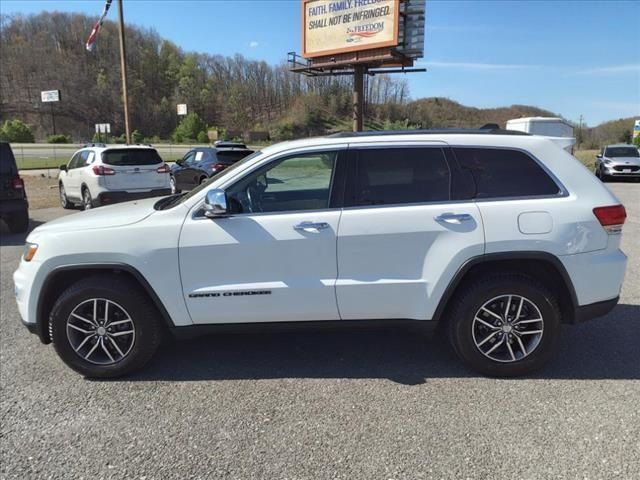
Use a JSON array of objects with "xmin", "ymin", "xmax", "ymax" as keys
[
  {"xmin": 131, "ymin": 129, "xmax": 144, "ymax": 143},
  {"xmin": 46, "ymin": 134, "xmax": 72, "ymax": 144},
  {"xmin": 196, "ymin": 131, "xmax": 209, "ymax": 144},
  {"xmin": 172, "ymin": 113, "xmax": 206, "ymax": 143},
  {"xmin": 0, "ymin": 119, "xmax": 35, "ymax": 143}
]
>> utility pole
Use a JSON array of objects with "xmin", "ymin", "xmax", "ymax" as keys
[
  {"xmin": 352, "ymin": 65, "xmax": 365, "ymax": 132},
  {"xmin": 117, "ymin": 0, "xmax": 131, "ymax": 144},
  {"xmin": 578, "ymin": 114, "xmax": 584, "ymax": 149}
]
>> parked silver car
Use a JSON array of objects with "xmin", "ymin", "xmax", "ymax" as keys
[{"xmin": 595, "ymin": 144, "xmax": 640, "ymax": 181}]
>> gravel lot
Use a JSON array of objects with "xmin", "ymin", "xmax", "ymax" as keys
[{"xmin": 1, "ymin": 183, "xmax": 638, "ymax": 479}]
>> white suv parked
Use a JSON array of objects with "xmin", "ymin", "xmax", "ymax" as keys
[
  {"xmin": 15, "ymin": 130, "xmax": 627, "ymax": 378},
  {"xmin": 58, "ymin": 144, "xmax": 171, "ymax": 209}
]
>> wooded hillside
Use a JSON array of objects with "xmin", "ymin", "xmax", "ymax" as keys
[{"xmin": 0, "ymin": 12, "xmax": 636, "ymax": 146}]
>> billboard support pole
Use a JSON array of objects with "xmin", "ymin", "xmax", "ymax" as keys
[
  {"xmin": 117, "ymin": 0, "xmax": 131, "ymax": 144},
  {"xmin": 352, "ymin": 65, "xmax": 365, "ymax": 132},
  {"xmin": 50, "ymin": 103, "xmax": 56, "ymax": 135}
]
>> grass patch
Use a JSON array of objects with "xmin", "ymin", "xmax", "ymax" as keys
[{"xmin": 573, "ymin": 150, "xmax": 598, "ymax": 169}]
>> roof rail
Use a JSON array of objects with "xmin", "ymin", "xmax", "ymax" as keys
[
  {"xmin": 327, "ymin": 127, "xmax": 530, "ymax": 138},
  {"xmin": 83, "ymin": 142, "xmax": 106, "ymax": 148}
]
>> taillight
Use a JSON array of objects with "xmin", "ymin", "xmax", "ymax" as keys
[
  {"xmin": 593, "ymin": 205, "xmax": 626, "ymax": 234},
  {"xmin": 156, "ymin": 164, "xmax": 170, "ymax": 174},
  {"xmin": 210, "ymin": 163, "xmax": 225, "ymax": 171},
  {"xmin": 11, "ymin": 177, "xmax": 24, "ymax": 190},
  {"xmin": 92, "ymin": 165, "xmax": 116, "ymax": 176}
]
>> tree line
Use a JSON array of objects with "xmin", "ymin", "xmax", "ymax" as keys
[{"xmin": 1, "ymin": 12, "xmax": 635, "ymax": 147}]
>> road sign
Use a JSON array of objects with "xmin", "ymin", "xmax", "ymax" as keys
[
  {"xmin": 95, "ymin": 123, "xmax": 111, "ymax": 134},
  {"xmin": 41, "ymin": 90, "xmax": 60, "ymax": 102},
  {"xmin": 177, "ymin": 104, "xmax": 188, "ymax": 116},
  {"xmin": 634, "ymin": 120, "xmax": 640, "ymax": 140}
]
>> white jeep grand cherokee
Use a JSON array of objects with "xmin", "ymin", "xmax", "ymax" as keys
[{"xmin": 14, "ymin": 130, "xmax": 627, "ymax": 378}]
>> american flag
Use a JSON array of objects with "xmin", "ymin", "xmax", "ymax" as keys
[{"xmin": 86, "ymin": 0, "xmax": 113, "ymax": 52}]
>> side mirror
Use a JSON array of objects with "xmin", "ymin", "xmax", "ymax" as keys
[
  {"xmin": 596, "ymin": 154, "xmax": 602, "ymax": 159},
  {"xmin": 59, "ymin": 164, "xmax": 68, "ymax": 172},
  {"xmin": 203, "ymin": 188, "xmax": 228, "ymax": 218},
  {"xmin": 176, "ymin": 158, "xmax": 184, "ymax": 166}
]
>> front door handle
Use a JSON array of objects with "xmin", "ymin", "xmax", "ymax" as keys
[
  {"xmin": 435, "ymin": 213, "xmax": 473, "ymax": 224},
  {"xmin": 294, "ymin": 221, "xmax": 330, "ymax": 233}
]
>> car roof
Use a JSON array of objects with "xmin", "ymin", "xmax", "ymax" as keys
[
  {"xmin": 77, "ymin": 144, "xmax": 158, "ymax": 153},
  {"xmin": 604, "ymin": 144, "xmax": 635, "ymax": 148},
  {"xmin": 257, "ymin": 129, "xmax": 555, "ymax": 157}
]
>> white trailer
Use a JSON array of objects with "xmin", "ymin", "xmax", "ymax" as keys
[{"xmin": 506, "ymin": 117, "xmax": 576, "ymax": 152}]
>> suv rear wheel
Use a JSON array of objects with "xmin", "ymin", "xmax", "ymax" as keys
[
  {"xmin": 448, "ymin": 274, "xmax": 561, "ymax": 377},
  {"xmin": 82, "ymin": 187, "xmax": 94, "ymax": 210},
  {"xmin": 50, "ymin": 275, "xmax": 162, "ymax": 378}
]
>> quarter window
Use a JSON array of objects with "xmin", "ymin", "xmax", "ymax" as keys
[
  {"xmin": 453, "ymin": 148, "xmax": 560, "ymax": 198},
  {"xmin": 348, "ymin": 148, "xmax": 450, "ymax": 206},
  {"xmin": 226, "ymin": 151, "xmax": 337, "ymax": 213}
]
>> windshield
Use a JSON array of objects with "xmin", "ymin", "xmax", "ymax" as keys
[
  {"xmin": 103, "ymin": 148, "xmax": 163, "ymax": 166},
  {"xmin": 155, "ymin": 150, "xmax": 263, "ymax": 210},
  {"xmin": 605, "ymin": 147, "xmax": 639, "ymax": 158}
]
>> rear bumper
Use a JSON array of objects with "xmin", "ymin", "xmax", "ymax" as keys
[
  {"xmin": 0, "ymin": 198, "xmax": 28, "ymax": 216},
  {"xmin": 97, "ymin": 188, "xmax": 171, "ymax": 205}
]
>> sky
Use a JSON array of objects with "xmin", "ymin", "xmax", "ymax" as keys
[{"xmin": 1, "ymin": 0, "xmax": 639, "ymax": 126}]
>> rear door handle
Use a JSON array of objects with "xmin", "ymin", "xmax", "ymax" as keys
[
  {"xmin": 294, "ymin": 221, "xmax": 330, "ymax": 232},
  {"xmin": 435, "ymin": 213, "xmax": 473, "ymax": 224}
]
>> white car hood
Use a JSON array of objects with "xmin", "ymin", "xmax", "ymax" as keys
[{"xmin": 32, "ymin": 197, "xmax": 160, "ymax": 235}]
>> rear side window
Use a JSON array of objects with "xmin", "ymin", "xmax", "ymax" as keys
[
  {"xmin": 215, "ymin": 150, "xmax": 254, "ymax": 164},
  {"xmin": 348, "ymin": 148, "xmax": 450, "ymax": 206},
  {"xmin": 453, "ymin": 148, "xmax": 560, "ymax": 199},
  {"xmin": 0, "ymin": 143, "xmax": 18, "ymax": 175},
  {"xmin": 102, "ymin": 149, "xmax": 162, "ymax": 166}
]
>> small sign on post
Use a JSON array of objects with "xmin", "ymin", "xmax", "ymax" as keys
[
  {"xmin": 41, "ymin": 90, "xmax": 61, "ymax": 102},
  {"xmin": 95, "ymin": 123, "xmax": 111, "ymax": 134},
  {"xmin": 177, "ymin": 104, "xmax": 188, "ymax": 116}
]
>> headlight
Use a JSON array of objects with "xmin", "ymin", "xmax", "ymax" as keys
[
  {"xmin": 604, "ymin": 159, "xmax": 612, "ymax": 165},
  {"xmin": 23, "ymin": 242, "xmax": 38, "ymax": 262}
]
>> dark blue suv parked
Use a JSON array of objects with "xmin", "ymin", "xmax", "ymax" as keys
[{"xmin": 170, "ymin": 143, "xmax": 254, "ymax": 193}]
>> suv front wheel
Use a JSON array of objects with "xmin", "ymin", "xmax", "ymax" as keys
[
  {"xmin": 50, "ymin": 275, "xmax": 162, "ymax": 378},
  {"xmin": 448, "ymin": 274, "xmax": 561, "ymax": 377}
]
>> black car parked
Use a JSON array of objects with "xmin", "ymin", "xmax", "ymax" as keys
[
  {"xmin": 170, "ymin": 144, "xmax": 254, "ymax": 193},
  {"xmin": 0, "ymin": 142, "xmax": 29, "ymax": 233}
]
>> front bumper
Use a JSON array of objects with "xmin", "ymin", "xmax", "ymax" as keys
[
  {"xmin": 603, "ymin": 166, "xmax": 640, "ymax": 177},
  {"xmin": 574, "ymin": 296, "xmax": 619, "ymax": 323},
  {"xmin": 97, "ymin": 188, "xmax": 171, "ymax": 206}
]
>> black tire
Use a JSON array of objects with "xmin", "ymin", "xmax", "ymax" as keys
[
  {"xmin": 6, "ymin": 209, "xmax": 29, "ymax": 233},
  {"xmin": 447, "ymin": 274, "xmax": 561, "ymax": 377},
  {"xmin": 82, "ymin": 187, "xmax": 94, "ymax": 210},
  {"xmin": 170, "ymin": 175, "xmax": 180, "ymax": 194},
  {"xmin": 59, "ymin": 183, "xmax": 74, "ymax": 209},
  {"xmin": 50, "ymin": 275, "xmax": 162, "ymax": 378}
]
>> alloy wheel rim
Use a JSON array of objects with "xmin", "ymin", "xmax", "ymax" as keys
[
  {"xmin": 83, "ymin": 191, "xmax": 91, "ymax": 210},
  {"xmin": 170, "ymin": 176, "xmax": 176, "ymax": 194},
  {"xmin": 60, "ymin": 186, "xmax": 67, "ymax": 206},
  {"xmin": 66, "ymin": 298, "xmax": 136, "ymax": 365},
  {"xmin": 472, "ymin": 294, "xmax": 544, "ymax": 363}
]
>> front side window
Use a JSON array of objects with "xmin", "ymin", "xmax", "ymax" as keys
[
  {"xmin": 226, "ymin": 151, "xmax": 337, "ymax": 214},
  {"xmin": 348, "ymin": 147, "xmax": 450, "ymax": 206},
  {"xmin": 453, "ymin": 147, "xmax": 560, "ymax": 198}
]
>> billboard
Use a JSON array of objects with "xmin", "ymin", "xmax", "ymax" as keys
[
  {"xmin": 303, "ymin": 0, "xmax": 400, "ymax": 58},
  {"xmin": 634, "ymin": 119, "xmax": 640, "ymax": 140}
]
